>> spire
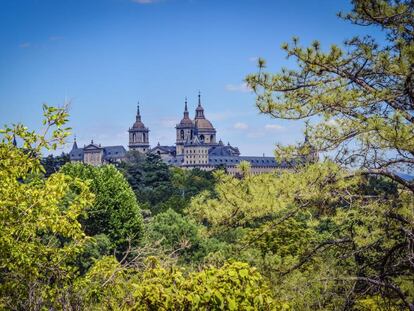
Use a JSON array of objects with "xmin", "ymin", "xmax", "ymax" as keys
[
  {"xmin": 136, "ymin": 102, "xmax": 141, "ymax": 122},
  {"xmin": 183, "ymin": 97, "xmax": 189, "ymax": 119},
  {"xmin": 12, "ymin": 135, "xmax": 17, "ymax": 147},
  {"xmin": 195, "ymin": 91, "xmax": 205, "ymax": 119},
  {"xmin": 71, "ymin": 135, "xmax": 78, "ymax": 150}
]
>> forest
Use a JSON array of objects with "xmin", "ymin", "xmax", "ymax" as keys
[{"xmin": 1, "ymin": 0, "xmax": 413, "ymax": 310}]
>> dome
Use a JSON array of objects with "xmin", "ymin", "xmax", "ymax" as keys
[
  {"xmin": 195, "ymin": 118, "xmax": 214, "ymax": 130},
  {"xmin": 131, "ymin": 104, "xmax": 147, "ymax": 130},
  {"xmin": 179, "ymin": 118, "xmax": 194, "ymax": 127},
  {"xmin": 132, "ymin": 120, "xmax": 146, "ymax": 129}
]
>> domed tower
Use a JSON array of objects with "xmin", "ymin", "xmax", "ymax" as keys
[
  {"xmin": 176, "ymin": 97, "xmax": 195, "ymax": 155},
  {"xmin": 128, "ymin": 103, "xmax": 150, "ymax": 153},
  {"xmin": 194, "ymin": 92, "xmax": 216, "ymax": 144}
]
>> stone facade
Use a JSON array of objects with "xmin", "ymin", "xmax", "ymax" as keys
[
  {"xmin": 69, "ymin": 140, "xmax": 126, "ymax": 166},
  {"xmin": 146, "ymin": 93, "xmax": 288, "ymax": 175}
]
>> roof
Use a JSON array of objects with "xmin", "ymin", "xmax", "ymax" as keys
[
  {"xmin": 69, "ymin": 148, "xmax": 84, "ymax": 161},
  {"xmin": 151, "ymin": 145, "xmax": 176, "ymax": 154},
  {"xmin": 209, "ymin": 145, "xmax": 240, "ymax": 157},
  {"xmin": 84, "ymin": 143, "xmax": 102, "ymax": 150},
  {"xmin": 103, "ymin": 146, "xmax": 127, "ymax": 159},
  {"xmin": 208, "ymin": 156, "xmax": 281, "ymax": 167},
  {"xmin": 131, "ymin": 104, "xmax": 147, "ymax": 130},
  {"xmin": 166, "ymin": 155, "xmax": 184, "ymax": 165},
  {"xmin": 184, "ymin": 136, "xmax": 208, "ymax": 147},
  {"xmin": 69, "ymin": 145, "xmax": 126, "ymax": 161},
  {"xmin": 132, "ymin": 120, "xmax": 147, "ymax": 129},
  {"xmin": 178, "ymin": 117, "xmax": 194, "ymax": 127},
  {"xmin": 195, "ymin": 118, "xmax": 215, "ymax": 130}
]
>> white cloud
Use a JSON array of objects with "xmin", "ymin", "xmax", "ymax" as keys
[
  {"xmin": 19, "ymin": 42, "xmax": 31, "ymax": 48},
  {"xmin": 234, "ymin": 122, "xmax": 249, "ymax": 130},
  {"xmin": 159, "ymin": 118, "xmax": 179, "ymax": 128},
  {"xmin": 225, "ymin": 83, "xmax": 251, "ymax": 93},
  {"xmin": 265, "ymin": 124, "xmax": 285, "ymax": 131},
  {"xmin": 249, "ymin": 56, "xmax": 258, "ymax": 62}
]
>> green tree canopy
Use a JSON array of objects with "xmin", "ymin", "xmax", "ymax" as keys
[
  {"xmin": 145, "ymin": 208, "xmax": 223, "ymax": 264},
  {"xmin": 61, "ymin": 162, "xmax": 144, "ymax": 255},
  {"xmin": 119, "ymin": 152, "xmax": 175, "ymax": 214},
  {"xmin": 0, "ymin": 105, "xmax": 94, "ymax": 309},
  {"xmin": 75, "ymin": 257, "xmax": 280, "ymax": 310},
  {"xmin": 188, "ymin": 162, "xmax": 414, "ymax": 309},
  {"xmin": 119, "ymin": 152, "xmax": 216, "ymax": 214},
  {"xmin": 40, "ymin": 152, "xmax": 70, "ymax": 177}
]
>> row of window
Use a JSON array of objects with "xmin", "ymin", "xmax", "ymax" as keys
[
  {"xmin": 186, "ymin": 154, "xmax": 207, "ymax": 158},
  {"xmin": 211, "ymin": 158, "xmax": 275, "ymax": 164},
  {"xmin": 186, "ymin": 160, "xmax": 208, "ymax": 164},
  {"xmin": 186, "ymin": 149, "xmax": 208, "ymax": 154}
]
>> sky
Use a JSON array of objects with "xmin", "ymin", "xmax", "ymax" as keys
[{"xmin": 0, "ymin": 0, "xmax": 380, "ymax": 156}]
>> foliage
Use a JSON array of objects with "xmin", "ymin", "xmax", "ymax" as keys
[
  {"xmin": 145, "ymin": 209, "xmax": 224, "ymax": 264},
  {"xmin": 119, "ymin": 152, "xmax": 176, "ymax": 214},
  {"xmin": 0, "ymin": 105, "xmax": 94, "ymax": 310},
  {"xmin": 244, "ymin": 0, "xmax": 414, "ymax": 309},
  {"xmin": 188, "ymin": 161, "xmax": 414, "ymax": 309},
  {"xmin": 61, "ymin": 162, "xmax": 144, "ymax": 256},
  {"xmin": 119, "ymin": 152, "xmax": 216, "ymax": 214},
  {"xmin": 246, "ymin": 0, "xmax": 414, "ymax": 192},
  {"xmin": 76, "ymin": 234, "xmax": 112, "ymax": 275},
  {"xmin": 40, "ymin": 152, "xmax": 70, "ymax": 177},
  {"xmin": 2, "ymin": 1, "xmax": 414, "ymax": 309},
  {"xmin": 76, "ymin": 257, "xmax": 281, "ymax": 310}
]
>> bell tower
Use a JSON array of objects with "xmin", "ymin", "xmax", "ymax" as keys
[
  {"xmin": 128, "ymin": 103, "xmax": 150, "ymax": 153},
  {"xmin": 176, "ymin": 97, "xmax": 195, "ymax": 155}
]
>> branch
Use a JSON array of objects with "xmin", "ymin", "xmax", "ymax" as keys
[{"xmin": 357, "ymin": 169, "xmax": 414, "ymax": 193}]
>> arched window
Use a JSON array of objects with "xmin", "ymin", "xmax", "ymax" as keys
[
  {"xmin": 180, "ymin": 130, "xmax": 184, "ymax": 140},
  {"xmin": 210, "ymin": 134, "xmax": 214, "ymax": 142},
  {"xmin": 142, "ymin": 132, "xmax": 146, "ymax": 142},
  {"xmin": 200, "ymin": 134, "xmax": 205, "ymax": 142}
]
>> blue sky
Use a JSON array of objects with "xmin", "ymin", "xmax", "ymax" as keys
[{"xmin": 0, "ymin": 0, "xmax": 378, "ymax": 156}]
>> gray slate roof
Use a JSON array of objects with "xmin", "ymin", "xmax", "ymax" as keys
[
  {"xmin": 208, "ymin": 145, "xmax": 240, "ymax": 157},
  {"xmin": 209, "ymin": 156, "xmax": 280, "ymax": 167},
  {"xmin": 166, "ymin": 155, "xmax": 184, "ymax": 165},
  {"xmin": 69, "ymin": 145, "xmax": 126, "ymax": 162},
  {"xmin": 151, "ymin": 145, "xmax": 176, "ymax": 154},
  {"xmin": 103, "ymin": 146, "xmax": 127, "ymax": 159},
  {"xmin": 70, "ymin": 148, "xmax": 84, "ymax": 161}
]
